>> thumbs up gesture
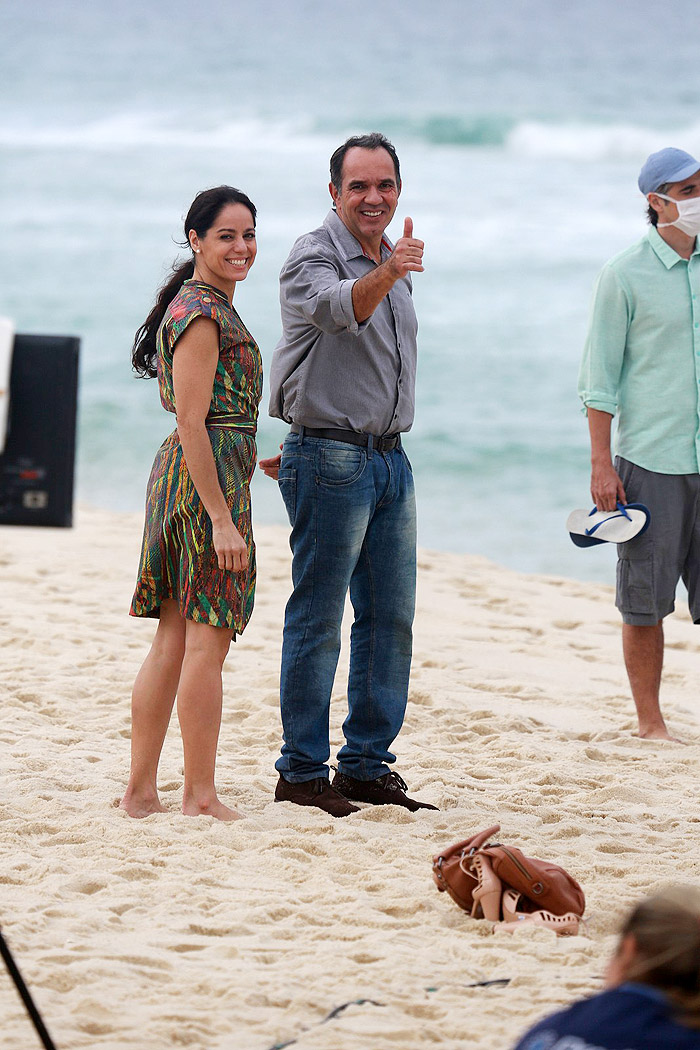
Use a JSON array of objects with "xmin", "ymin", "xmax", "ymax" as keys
[{"xmin": 387, "ymin": 216, "xmax": 424, "ymax": 279}]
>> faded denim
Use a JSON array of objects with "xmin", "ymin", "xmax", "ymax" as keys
[{"xmin": 275, "ymin": 432, "xmax": 416, "ymax": 783}]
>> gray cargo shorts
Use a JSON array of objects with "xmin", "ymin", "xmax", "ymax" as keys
[{"xmin": 615, "ymin": 457, "xmax": 700, "ymax": 626}]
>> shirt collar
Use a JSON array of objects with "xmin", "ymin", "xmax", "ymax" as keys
[
  {"xmin": 647, "ymin": 225, "xmax": 700, "ymax": 268},
  {"xmin": 323, "ymin": 209, "xmax": 394, "ymax": 263}
]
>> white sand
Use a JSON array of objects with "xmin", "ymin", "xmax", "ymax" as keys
[{"xmin": 2, "ymin": 506, "xmax": 700, "ymax": 1050}]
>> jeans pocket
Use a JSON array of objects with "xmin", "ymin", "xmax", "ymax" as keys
[
  {"xmin": 278, "ymin": 467, "xmax": 297, "ymax": 524},
  {"xmin": 617, "ymin": 554, "xmax": 655, "ymax": 615},
  {"xmin": 317, "ymin": 446, "xmax": 366, "ymax": 486}
]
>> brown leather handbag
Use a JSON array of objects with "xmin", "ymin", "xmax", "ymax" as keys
[
  {"xmin": 479, "ymin": 841, "xmax": 585, "ymax": 917},
  {"xmin": 432, "ymin": 825, "xmax": 585, "ymax": 919}
]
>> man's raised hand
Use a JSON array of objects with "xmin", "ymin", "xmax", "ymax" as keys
[{"xmin": 387, "ymin": 217, "xmax": 424, "ymax": 278}]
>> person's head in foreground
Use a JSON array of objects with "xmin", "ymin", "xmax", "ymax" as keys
[
  {"xmin": 513, "ymin": 887, "xmax": 700, "ymax": 1049},
  {"xmin": 639, "ymin": 146, "xmax": 700, "ymax": 235}
]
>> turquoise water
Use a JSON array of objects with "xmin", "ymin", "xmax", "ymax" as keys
[{"xmin": 3, "ymin": 0, "xmax": 700, "ymax": 581}]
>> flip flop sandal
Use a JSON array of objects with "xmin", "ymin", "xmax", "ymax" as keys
[{"xmin": 567, "ymin": 501, "xmax": 650, "ymax": 548}]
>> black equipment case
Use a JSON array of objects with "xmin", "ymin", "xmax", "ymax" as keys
[{"xmin": 0, "ymin": 333, "xmax": 80, "ymax": 527}]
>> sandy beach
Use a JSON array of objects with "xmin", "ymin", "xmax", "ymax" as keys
[{"xmin": 2, "ymin": 505, "xmax": 700, "ymax": 1050}]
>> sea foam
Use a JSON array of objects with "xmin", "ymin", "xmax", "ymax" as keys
[{"xmin": 6, "ymin": 113, "xmax": 700, "ymax": 160}]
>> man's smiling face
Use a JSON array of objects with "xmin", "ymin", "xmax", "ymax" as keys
[{"xmin": 330, "ymin": 146, "xmax": 400, "ymax": 252}]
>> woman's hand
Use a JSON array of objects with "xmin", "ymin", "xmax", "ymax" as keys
[{"xmin": 212, "ymin": 519, "xmax": 248, "ymax": 572}]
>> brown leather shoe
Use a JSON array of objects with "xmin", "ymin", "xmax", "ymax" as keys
[
  {"xmin": 274, "ymin": 775, "xmax": 359, "ymax": 818},
  {"xmin": 331, "ymin": 769, "xmax": 439, "ymax": 812}
]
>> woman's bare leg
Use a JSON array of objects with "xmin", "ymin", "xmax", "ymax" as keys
[
  {"xmin": 178, "ymin": 619, "xmax": 241, "ymax": 821},
  {"xmin": 120, "ymin": 599, "xmax": 186, "ymax": 817}
]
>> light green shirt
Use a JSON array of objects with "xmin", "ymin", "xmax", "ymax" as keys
[{"xmin": 579, "ymin": 226, "xmax": 700, "ymax": 474}]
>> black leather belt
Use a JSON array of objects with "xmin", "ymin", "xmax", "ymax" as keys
[{"xmin": 291, "ymin": 425, "xmax": 400, "ymax": 453}]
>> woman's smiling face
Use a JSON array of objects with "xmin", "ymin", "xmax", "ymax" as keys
[{"xmin": 190, "ymin": 202, "xmax": 257, "ymax": 294}]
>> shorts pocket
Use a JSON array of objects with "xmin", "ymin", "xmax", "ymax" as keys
[
  {"xmin": 616, "ymin": 555, "xmax": 655, "ymax": 615},
  {"xmin": 614, "ymin": 456, "xmax": 637, "ymax": 495},
  {"xmin": 277, "ymin": 467, "xmax": 297, "ymax": 525},
  {"xmin": 317, "ymin": 446, "xmax": 366, "ymax": 486}
]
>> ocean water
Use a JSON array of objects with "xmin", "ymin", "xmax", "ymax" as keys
[{"xmin": 3, "ymin": 0, "xmax": 700, "ymax": 583}]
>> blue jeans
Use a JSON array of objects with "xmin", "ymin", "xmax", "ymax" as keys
[{"xmin": 275, "ymin": 432, "xmax": 417, "ymax": 783}]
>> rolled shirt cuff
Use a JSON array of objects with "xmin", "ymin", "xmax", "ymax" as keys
[
  {"xmin": 580, "ymin": 394, "xmax": 617, "ymax": 415},
  {"xmin": 331, "ymin": 278, "xmax": 370, "ymax": 335}
]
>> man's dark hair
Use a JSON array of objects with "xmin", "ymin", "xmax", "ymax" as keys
[
  {"xmin": 647, "ymin": 182, "xmax": 671, "ymax": 226},
  {"xmin": 329, "ymin": 132, "xmax": 401, "ymax": 193}
]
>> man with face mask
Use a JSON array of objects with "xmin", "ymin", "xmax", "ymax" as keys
[{"xmin": 579, "ymin": 147, "xmax": 700, "ymax": 742}]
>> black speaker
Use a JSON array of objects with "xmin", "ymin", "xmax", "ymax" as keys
[{"xmin": 0, "ymin": 333, "xmax": 80, "ymax": 527}]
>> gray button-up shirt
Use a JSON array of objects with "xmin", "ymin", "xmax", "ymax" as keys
[{"xmin": 268, "ymin": 210, "xmax": 418, "ymax": 435}]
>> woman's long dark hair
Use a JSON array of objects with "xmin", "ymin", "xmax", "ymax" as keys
[{"xmin": 131, "ymin": 185, "xmax": 257, "ymax": 378}]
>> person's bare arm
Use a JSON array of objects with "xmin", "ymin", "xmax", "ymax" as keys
[
  {"xmin": 351, "ymin": 217, "xmax": 424, "ymax": 322},
  {"xmin": 172, "ymin": 317, "xmax": 248, "ymax": 572},
  {"xmin": 588, "ymin": 407, "xmax": 626, "ymax": 511}
]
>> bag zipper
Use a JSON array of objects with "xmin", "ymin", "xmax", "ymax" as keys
[{"xmin": 496, "ymin": 846, "xmax": 533, "ymax": 881}]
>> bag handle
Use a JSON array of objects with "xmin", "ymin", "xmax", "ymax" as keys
[{"xmin": 432, "ymin": 825, "xmax": 501, "ymax": 866}]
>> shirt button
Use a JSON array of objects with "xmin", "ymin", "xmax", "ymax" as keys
[{"xmin": 202, "ymin": 297, "xmax": 211, "ymax": 303}]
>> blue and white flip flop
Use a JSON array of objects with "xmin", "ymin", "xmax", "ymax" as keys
[{"xmin": 567, "ymin": 502, "xmax": 651, "ymax": 548}]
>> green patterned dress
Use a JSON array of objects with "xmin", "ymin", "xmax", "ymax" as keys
[{"xmin": 130, "ymin": 280, "xmax": 262, "ymax": 635}]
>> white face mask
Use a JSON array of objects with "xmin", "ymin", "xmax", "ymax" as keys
[{"xmin": 653, "ymin": 192, "xmax": 700, "ymax": 236}]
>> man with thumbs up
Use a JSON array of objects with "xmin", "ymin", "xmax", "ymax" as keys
[{"xmin": 263, "ymin": 132, "xmax": 435, "ymax": 816}]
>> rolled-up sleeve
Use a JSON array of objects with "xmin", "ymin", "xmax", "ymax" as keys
[
  {"xmin": 578, "ymin": 263, "xmax": 631, "ymax": 415},
  {"xmin": 281, "ymin": 247, "xmax": 369, "ymax": 336}
]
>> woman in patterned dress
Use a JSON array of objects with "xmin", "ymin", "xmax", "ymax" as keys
[{"xmin": 120, "ymin": 186, "xmax": 262, "ymax": 822}]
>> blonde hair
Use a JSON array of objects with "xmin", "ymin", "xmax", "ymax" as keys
[{"xmin": 621, "ymin": 886, "xmax": 700, "ymax": 1029}]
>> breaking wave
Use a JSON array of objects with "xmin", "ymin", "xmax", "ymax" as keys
[{"xmin": 4, "ymin": 111, "xmax": 700, "ymax": 161}]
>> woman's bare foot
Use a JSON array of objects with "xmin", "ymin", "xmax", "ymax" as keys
[
  {"xmin": 182, "ymin": 795, "xmax": 243, "ymax": 821},
  {"xmin": 119, "ymin": 793, "xmax": 166, "ymax": 818}
]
